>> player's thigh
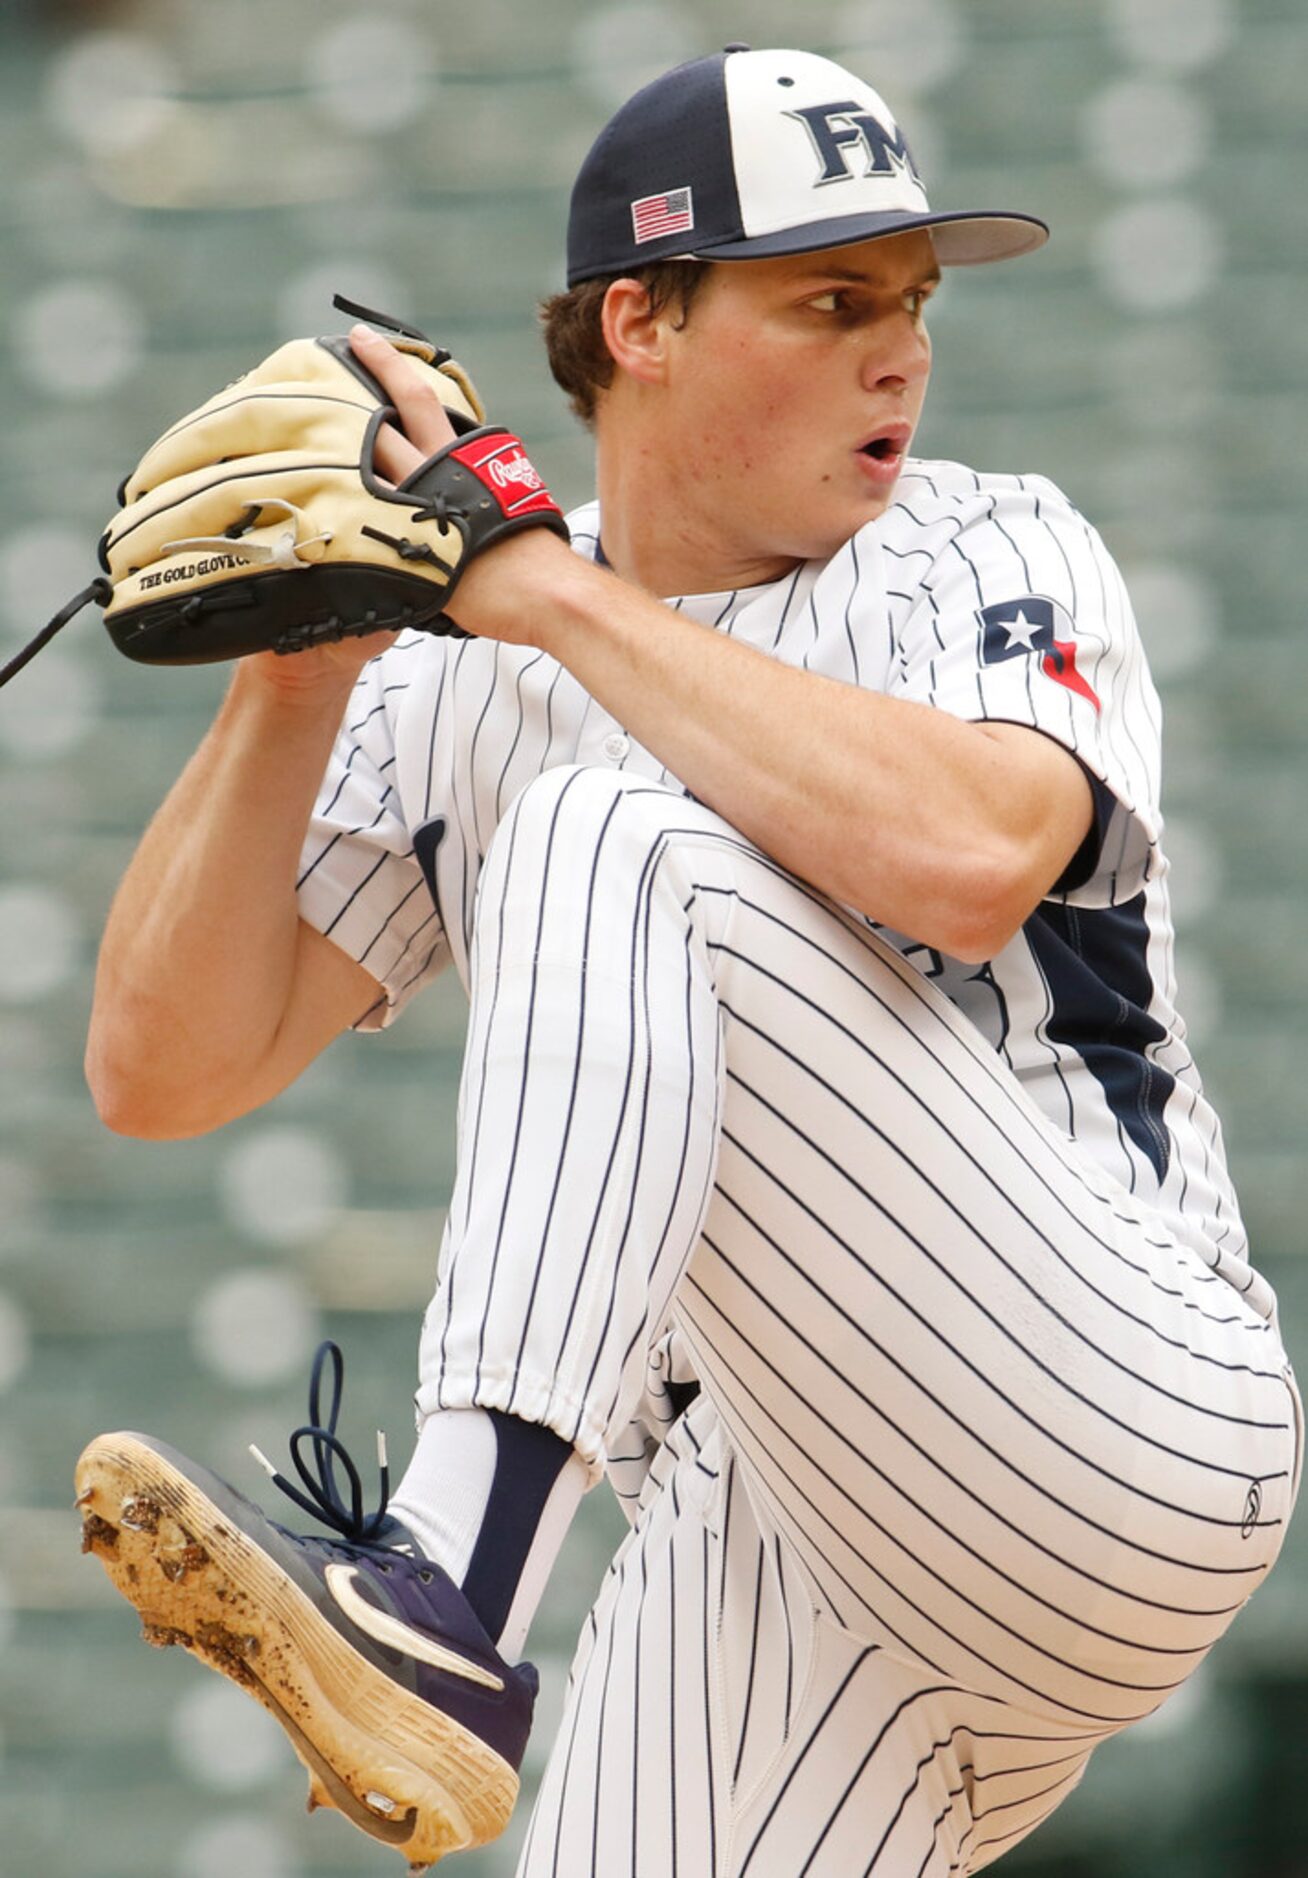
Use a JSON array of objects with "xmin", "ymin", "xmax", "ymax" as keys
[
  {"xmin": 666, "ymin": 872, "xmax": 1295, "ymax": 1728},
  {"xmin": 728, "ymin": 1607, "xmax": 1101, "ymax": 1878},
  {"xmin": 516, "ymin": 1399, "xmax": 1100, "ymax": 1878}
]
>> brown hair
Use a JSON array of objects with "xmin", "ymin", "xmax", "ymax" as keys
[{"xmin": 539, "ymin": 260, "xmax": 710, "ymax": 425}]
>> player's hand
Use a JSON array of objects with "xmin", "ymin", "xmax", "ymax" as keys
[
  {"xmin": 347, "ymin": 323, "xmax": 576, "ymax": 652},
  {"xmin": 349, "ymin": 323, "xmax": 456, "ymax": 483},
  {"xmin": 238, "ymin": 627, "xmax": 399, "ymax": 701}
]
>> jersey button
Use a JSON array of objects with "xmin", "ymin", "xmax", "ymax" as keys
[{"xmin": 602, "ymin": 731, "xmax": 630, "ymax": 763}]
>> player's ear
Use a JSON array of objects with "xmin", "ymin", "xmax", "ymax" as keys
[{"xmin": 601, "ymin": 278, "xmax": 671, "ymax": 388}]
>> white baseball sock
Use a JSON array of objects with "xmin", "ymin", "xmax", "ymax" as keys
[{"xmin": 387, "ymin": 1406, "xmax": 588, "ymax": 1661}]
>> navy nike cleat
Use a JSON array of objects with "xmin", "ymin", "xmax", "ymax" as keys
[{"xmin": 74, "ymin": 1343, "xmax": 537, "ymax": 1871}]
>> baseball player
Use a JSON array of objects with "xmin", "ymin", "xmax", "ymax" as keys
[{"xmin": 76, "ymin": 45, "xmax": 1300, "ymax": 1877}]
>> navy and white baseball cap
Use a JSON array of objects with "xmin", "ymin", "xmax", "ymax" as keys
[{"xmin": 566, "ymin": 45, "xmax": 1048, "ymax": 285}]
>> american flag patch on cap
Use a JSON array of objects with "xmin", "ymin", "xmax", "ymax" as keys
[{"xmin": 631, "ymin": 188, "xmax": 695, "ymax": 244}]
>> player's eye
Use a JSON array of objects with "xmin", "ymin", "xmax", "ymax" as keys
[
  {"xmin": 808, "ymin": 290, "xmax": 847, "ymax": 314},
  {"xmin": 904, "ymin": 282, "xmax": 939, "ymax": 320}
]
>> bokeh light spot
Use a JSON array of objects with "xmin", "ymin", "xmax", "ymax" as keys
[{"xmin": 191, "ymin": 1268, "xmax": 321, "ymax": 1389}]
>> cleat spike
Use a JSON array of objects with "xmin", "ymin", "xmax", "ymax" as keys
[
  {"xmin": 119, "ymin": 1494, "xmax": 161, "ymax": 1533},
  {"xmin": 74, "ymin": 1486, "xmax": 93, "ymax": 1508},
  {"xmin": 306, "ymin": 1774, "xmax": 333, "ymax": 1814},
  {"xmin": 80, "ymin": 1511, "xmax": 119, "ymax": 1554}
]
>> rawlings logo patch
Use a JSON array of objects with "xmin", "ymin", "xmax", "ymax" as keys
[
  {"xmin": 452, "ymin": 433, "xmax": 561, "ymax": 519},
  {"xmin": 486, "ymin": 449, "xmax": 543, "ymax": 494}
]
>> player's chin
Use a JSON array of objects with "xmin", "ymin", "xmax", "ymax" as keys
[
  {"xmin": 804, "ymin": 487, "xmax": 899, "ymax": 558},
  {"xmin": 854, "ymin": 452, "xmax": 909, "ymax": 511}
]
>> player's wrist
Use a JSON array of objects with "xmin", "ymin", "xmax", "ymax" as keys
[
  {"xmin": 224, "ymin": 643, "xmax": 375, "ymax": 731},
  {"xmin": 444, "ymin": 529, "xmax": 586, "ymax": 650}
]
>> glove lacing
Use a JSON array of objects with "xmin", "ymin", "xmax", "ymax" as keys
[
  {"xmin": 160, "ymin": 498, "xmax": 333, "ymax": 571},
  {"xmin": 0, "ymin": 577, "xmax": 113, "ymax": 690}
]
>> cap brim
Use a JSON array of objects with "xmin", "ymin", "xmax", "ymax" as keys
[{"xmin": 688, "ymin": 208, "xmax": 1049, "ymax": 268}]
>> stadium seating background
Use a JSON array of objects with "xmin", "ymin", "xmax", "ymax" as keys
[{"xmin": 1, "ymin": 1, "xmax": 1305, "ymax": 1872}]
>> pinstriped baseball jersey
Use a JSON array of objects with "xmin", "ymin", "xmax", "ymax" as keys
[{"xmin": 296, "ymin": 456, "xmax": 1263, "ymax": 1318}]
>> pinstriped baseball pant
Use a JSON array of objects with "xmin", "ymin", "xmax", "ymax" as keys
[{"xmin": 415, "ymin": 764, "xmax": 1300, "ymax": 1876}]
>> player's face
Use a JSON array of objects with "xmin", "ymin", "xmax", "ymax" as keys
[{"xmin": 660, "ymin": 230, "xmax": 937, "ymax": 572}]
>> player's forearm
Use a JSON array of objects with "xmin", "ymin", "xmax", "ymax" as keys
[
  {"xmin": 474, "ymin": 541, "xmax": 1086, "ymax": 960},
  {"xmin": 86, "ymin": 663, "xmax": 357, "ymax": 1136}
]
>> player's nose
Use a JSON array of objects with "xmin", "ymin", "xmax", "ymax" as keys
[{"xmin": 860, "ymin": 306, "xmax": 931, "ymax": 391}]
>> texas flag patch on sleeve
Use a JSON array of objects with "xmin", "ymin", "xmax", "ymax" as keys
[{"xmin": 977, "ymin": 595, "xmax": 1100, "ymax": 713}]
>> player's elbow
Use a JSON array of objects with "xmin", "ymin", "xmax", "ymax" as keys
[
  {"xmin": 89, "ymin": 1074, "xmax": 231, "ymax": 1140},
  {"xmin": 933, "ymin": 841, "xmax": 1043, "ymax": 964},
  {"xmin": 85, "ymin": 1023, "xmax": 226, "ymax": 1140},
  {"xmin": 939, "ymin": 917, "xmax": 1017, "ymax": 968},
  {"xmin": 86, "ymin": 1056, "xmax": 182, "ymax": 1140}
]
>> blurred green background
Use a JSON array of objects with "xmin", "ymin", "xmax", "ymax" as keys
[{"xmin": 1, "ymin": 0, "xmax": 1306, "ymax": 1873}]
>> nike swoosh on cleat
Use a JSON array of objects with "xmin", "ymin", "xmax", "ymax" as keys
[{"xmin": 322, "ymin": 1564, "xmax": 505, "ymax": 1691}]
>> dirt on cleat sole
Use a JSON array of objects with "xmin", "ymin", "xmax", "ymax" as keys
[{"xmin": 75, "ymin": 1432, "xmax": 518, "ymax": 1866}]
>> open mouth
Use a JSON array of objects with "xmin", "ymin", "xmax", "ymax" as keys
[
  {"xmin": 856, "ymin": 425, "xmax": 912, "ymax": 481},
  {"xmin": 859, "ymin": 424, "xmax": 911, "ymax": 463}
]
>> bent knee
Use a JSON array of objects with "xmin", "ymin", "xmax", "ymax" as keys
[{"xmin": 491, "ymin": 763, "xmax": 704, "ymax": 860}]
